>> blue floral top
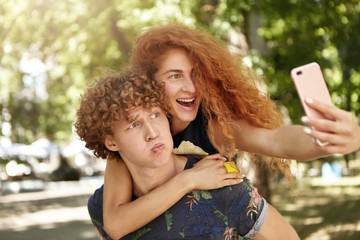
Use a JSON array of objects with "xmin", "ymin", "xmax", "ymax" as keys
[{"xmin": 88, "ymin": 156, "xmax": 267, "ymax": 240}]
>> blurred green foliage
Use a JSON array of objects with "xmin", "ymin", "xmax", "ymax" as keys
[
  {"xmin": 258, "ymin": 0, "xmax": 360, "ymax": 124},
  {"xmin": 0, "ymin": 0, "xmax": 359, "ymax": 149}
]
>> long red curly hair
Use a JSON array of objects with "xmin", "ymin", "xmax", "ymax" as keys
[{"xmin": 130, "ymin": 23, "xmax": 291, "ymax": 179}]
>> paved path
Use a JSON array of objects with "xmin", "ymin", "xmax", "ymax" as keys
[{"xmin": 0, "ymin": 177, "xmax": 103, "ymax": 240}]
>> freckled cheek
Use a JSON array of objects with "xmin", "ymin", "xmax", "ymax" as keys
[{"xmin": 164, "ymin": 85, "xmax": 178, "ymax": 102}]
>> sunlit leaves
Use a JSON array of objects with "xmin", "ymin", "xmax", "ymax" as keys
[
  {"xmin": 0, "ymin": 0, "xmax": 200, "ymax": 144},
  {"xmin": 257, "ymin": 0, "xmax": 360, "ymax": 123},
  {"xmin": 1, "ymin": 0, "xmax": 359, "ymax": 145}
]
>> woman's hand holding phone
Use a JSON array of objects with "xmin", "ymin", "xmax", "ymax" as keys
[
  {"xmin": 291, "ymin": 62, "xmax": 360, "ymax": 154},
  {"xmin": 301, "ymin": 98, "xmax": 360, "ymax": 154}
]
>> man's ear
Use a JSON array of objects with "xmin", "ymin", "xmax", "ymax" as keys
[{"xmin": 104, "ymin": 135, "xmax": 120, "ymax": 151}]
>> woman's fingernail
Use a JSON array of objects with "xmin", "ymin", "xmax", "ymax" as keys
[
  {"xmin": 301, "ymin": 116, "xmax": 309, "ymax": 123},
  {"xmin": 305, "ymin": 98, "xmax": 314, "ymax": 104},
  {"xmin": 304, "ymin": 127, "xmax": 311, "ymax": 134},
  {"xmin": 316, "ymin": 139, "xmax": 330, "ymax": 147}
]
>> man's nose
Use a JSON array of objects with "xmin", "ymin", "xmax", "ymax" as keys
[{"xmin": 145, "ymin": 122, "xmax": 158, "ymax": 141}]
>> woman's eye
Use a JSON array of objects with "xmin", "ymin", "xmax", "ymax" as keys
[
  {"xmin": 151, "ymin": 112, "xmax": 160, "ymax": 119},
  {"xmin": 170, "ymin": 74, "xmax": 181, "ymax": 79}
]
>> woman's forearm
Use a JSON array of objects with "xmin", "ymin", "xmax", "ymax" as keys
[
  {"xmin": 212, "ymin": 121, "xmax": 327, "ymax": 161},
  {"xmin": 103, "ymin": 162, "xmax": 194, "ymax": 239},
  {"xmin": 267, "ymin": 125, "xmax": 328, "ymax": 161}
]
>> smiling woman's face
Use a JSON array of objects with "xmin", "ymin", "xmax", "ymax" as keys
[{"xmin": 154, "ymin": 48, "xmax": 201, "ymax": 134}]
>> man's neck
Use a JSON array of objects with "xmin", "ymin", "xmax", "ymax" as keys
[{"xmin": 128, "ymin": 154, "xmax": 187, "ymax": 197}]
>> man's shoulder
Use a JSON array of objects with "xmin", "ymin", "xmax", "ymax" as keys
[{"xmin": 88, "ymin": 185, "xmax": 104, "ymax": 224}]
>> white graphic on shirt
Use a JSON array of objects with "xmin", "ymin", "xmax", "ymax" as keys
[{"xmin": 173, "ymin": 141, "xmax": 209, "ymax": 157}]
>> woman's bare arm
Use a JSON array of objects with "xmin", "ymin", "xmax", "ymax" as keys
[
  {"xmin": 210, "ymin": 100, "xmax": 360, "ymax": 161},
  {"xmin": 103, "ymin": 154, "xmax": 243, "ymax": 239},
  {"xmin": 210, "ymin": 120, "xmax": 324, "ymax": 161}
]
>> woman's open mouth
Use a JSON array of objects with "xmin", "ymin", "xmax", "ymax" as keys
[{"xmin": 176, "ymin": 98, "xmax": 195, "ymax": 108}]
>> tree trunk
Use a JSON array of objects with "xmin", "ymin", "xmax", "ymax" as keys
[
  {"xmin": 253, "ymin": 156, "xmax": 271, "ymax": 203},
  {"xmin": 243, "ymin": 12, "xmax": 272, "ymax": 203},
  {"xmin": 110, "ymin": 13, "xmax": 131, "ymax": 58}
]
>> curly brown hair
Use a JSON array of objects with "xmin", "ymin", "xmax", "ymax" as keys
[
  {"xmin": 74, "ymin": 66, "xmax": 167, "ymax": 160},
  {"xmin": 130, "ymin": 23, "xmax": 291, "ymax": 179}
]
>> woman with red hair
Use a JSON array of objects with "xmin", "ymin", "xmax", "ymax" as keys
[{"xmin": 94, "ymin": 24, "xmax": 360, "ymax": 239}]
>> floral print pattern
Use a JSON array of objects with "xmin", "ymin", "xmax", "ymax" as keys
[
  {"xmin": 88, "ymin": 157, "xmax": 266, "ymax": 240},
  {"xmin": 247, "ymin": 187, "xmax": 262, "ymax": 219}
]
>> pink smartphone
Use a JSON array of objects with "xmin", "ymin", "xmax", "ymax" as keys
[{"xmin": 291, "ymin": 62, "xmax": 333, "ymax": 120}]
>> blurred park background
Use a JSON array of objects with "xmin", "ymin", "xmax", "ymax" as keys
[{"xmin": 1, "ymin": 0, "xmax": 360, "ymax": 239}]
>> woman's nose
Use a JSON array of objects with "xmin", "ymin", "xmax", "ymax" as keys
[{"xmin": 182, "ymin": 75, "xmax": 196, "ymax": 93}]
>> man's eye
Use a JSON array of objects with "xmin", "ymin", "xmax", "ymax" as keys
[
  {"xmin": 151, "ymin": 112, "xmax": 159, "ymax": 119},
  {"xmin": 128, "ymin": 122, "xmax": 138, "ymax": 129}
]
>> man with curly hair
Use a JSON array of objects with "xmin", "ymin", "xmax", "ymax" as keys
[{"xmin": 75, "ymin": 67, "xmax": 299, "ymax": 239}]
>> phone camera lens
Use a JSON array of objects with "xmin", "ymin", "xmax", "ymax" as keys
[{"xmin": 296, "ymin": 71, "xmax": 302, "ymax": 75}]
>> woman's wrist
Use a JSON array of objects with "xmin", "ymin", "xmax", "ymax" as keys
[{"xmin": 175, "ymin": 169, "xmax": 195, "ymax": 192}]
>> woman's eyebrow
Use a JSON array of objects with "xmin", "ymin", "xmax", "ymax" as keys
[{"xmin": 161, "ymin": 69, "xmax": 183, "ymax": 75}]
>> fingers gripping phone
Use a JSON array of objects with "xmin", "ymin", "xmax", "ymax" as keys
[{"xmin": 291, "ymin": 62, "xmax": 333, "ymax": 120}]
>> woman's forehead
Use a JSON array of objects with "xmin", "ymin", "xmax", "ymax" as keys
[{"xmin": 156, "ymin": 49, "xmax": 192, "ymax": 70}]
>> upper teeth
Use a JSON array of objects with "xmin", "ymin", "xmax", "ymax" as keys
[{"xmin": 177, "ymin": 99, "xmax": 194, "ymax": 103}]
